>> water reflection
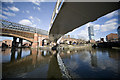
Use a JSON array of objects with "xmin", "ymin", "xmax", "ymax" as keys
[
  {"xmin": 2, "ymin": 48, "xmax": 53, "ymax": 78},
  {"xmin": 61, "ymin": 48, "xmax": 120, "ymax": 78},
  {"xmin": 41, "ymin": 50, "xmax": 52, "ymax": 57},
  {"xmin": 10, "ymin": 48, "xmax": 16, "ymax": 61},
  {"xmin": 17, "ymin": 48, "xmax": 22, "ymax": 59},
  {"xmin": 1, "ymin": 47, "xmax": 120, "ymax": 78},
  {"xmin": 89, "ymin": 50, "xmax": 97, "ymax": 68},
  {"xmin": 47, "ymin": 51, "xmax": 62, "ymax": 79}
]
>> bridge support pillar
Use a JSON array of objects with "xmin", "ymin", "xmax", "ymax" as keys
[
  {"xmin": 32, "ymin": 33, "xmax": 38, "ymax": 48},
  {"xmin": 18, "ymin": 38, "xmax": 23, "ymax": 47},
  {"xmin": 38, "ymin": 36, "xmax": 42, "ymax": 47},
  {"xmin": 12, "ymin": 37, "xmax": 17, "ymax": 47}
]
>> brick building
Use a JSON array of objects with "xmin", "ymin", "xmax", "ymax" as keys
[
  {"xmin": 60, "ymin": 35, "xmax": 86, "ymax": 45},
  {"xmin": 106, "ymin": 33, "xmax": 118, "ymax": 42},
  {"xmin": 2, "ymin": 39, "xmax": 12, "ymax": 47},
  {"xmin": 23, "ymin": 42, "xmax": 31, "ymax": 47},
  {"xmin": 117, "ymin": 26, "xmax": 120, "ymax": 41},
  {"xmin": 0, "ymin": 41, "xmax": 2, "ymax": 47}
]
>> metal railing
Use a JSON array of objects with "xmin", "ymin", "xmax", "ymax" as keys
[
  {"xmin": 0, "ymin": 19, "xmax": 48, "ymax": 35},
  {"xmin": 49, "ymin": 0, "xmax": 64, "ymax": 32}
]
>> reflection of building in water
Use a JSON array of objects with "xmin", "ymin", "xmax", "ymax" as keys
[
  {"xmin": 89, "ymin": 49, "xmax": 97, "ymax": 68},
  {"xmin": 41, "ymin": 50, "xmax": 52, "ymax": 57},
  {"xmin": 1, "ymin": 48, "xmax": 11, "ymax": 55},
  {"xmin": 108, "ymin": 50, "xmax": 120, "ymax": 60},
  {"xmin": 106, "ymin": 33, "xmax": 118, "ymax": 42}
]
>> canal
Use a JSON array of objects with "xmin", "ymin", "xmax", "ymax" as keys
[{"xmin": 1, "ymin": 47, "xmax": 120, "ymax": 79}]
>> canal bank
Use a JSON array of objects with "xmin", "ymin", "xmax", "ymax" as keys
[
  {"xmin": 59, "ymin": 44, "xmax": 92, "ymax": 50},
  {"xmin": 38, "ymin": 43, "xmax": 92, "ymax": 51},
  {"xmin": 97, "ymin": 42, "xmax": 120, "ymax": 48}
]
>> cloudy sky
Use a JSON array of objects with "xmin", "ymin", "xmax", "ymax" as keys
[
  {"xmin": 0, "ymin": 1, "xmax": 56, "ymax": 41},
  {"xmin": 0, "ymin": 1, "xmax": 119, "ymax": 41},
  {"xmin": 67, "ymin": 9, "xmax": 119, "ymax": 41}
]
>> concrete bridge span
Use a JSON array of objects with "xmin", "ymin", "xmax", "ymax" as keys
[{"xmin": 49, "ymin": 2, "xmax": 120, "ymax": 42}]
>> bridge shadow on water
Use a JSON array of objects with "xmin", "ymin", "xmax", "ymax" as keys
[{"xmin": 47, "ymin": 51, "xmax": 62, "ymax": 79}]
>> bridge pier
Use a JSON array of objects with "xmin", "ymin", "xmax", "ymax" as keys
[
  {"xmin": 32, "ymin": 33, "xmax": 39, "ymax": 48},
  {"xmin": 38, "ymin": 36, "xmax": 42, "ymax": 47},
  {"xmin": 18, "ymin": 38, "xmax": 23, "ymax": 47},
  {"xmin": 12, "ymin": 37, "xmax": 17, "ymax": 47}
]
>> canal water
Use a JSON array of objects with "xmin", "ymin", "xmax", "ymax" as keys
[{"xmin": 1, "ymin": 47, "xmax": 120, "ymax": 79}]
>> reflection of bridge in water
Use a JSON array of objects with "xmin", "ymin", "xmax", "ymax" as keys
[
  {"xmin": 2, "ymin": 48, "xmax": 120, "ymax": 78},
  {"xmin": 2, "ymin": 48, "xmax": 53, "ymax": 78}
]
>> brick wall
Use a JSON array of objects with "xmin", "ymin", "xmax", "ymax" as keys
[{"xmin": 106, "ymin": 33, "xmax": 118, "ymax": 42}]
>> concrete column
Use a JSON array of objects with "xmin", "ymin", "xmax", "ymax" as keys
[
  {"xmin": 32, "ymin": 33, "xmax": 38, "ymax": 48},
  {"xmin": 12, "ymin": 37, "xmax": 17, "ymax": 47},
  {"xmin": 18, "ymin": 38, "xmax": 23, "ymax": 47}
]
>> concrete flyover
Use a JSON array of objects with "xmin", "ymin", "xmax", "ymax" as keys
[{"xmin": 49, "ymin": 2, "xmax": 120, "ymax": 42}]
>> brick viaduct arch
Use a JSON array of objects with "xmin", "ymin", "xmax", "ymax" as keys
[{"xmin": 0, "ymin": 28, "xmax": 49, "ymax": 48}]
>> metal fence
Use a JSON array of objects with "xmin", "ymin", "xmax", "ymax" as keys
[
  {"xmin": 0, "ymin": 19, "xmax": 48, "ymax": 35},
  {"xmin": 49, "ymin": 0, "xmax": 64, "ymax": 32}
]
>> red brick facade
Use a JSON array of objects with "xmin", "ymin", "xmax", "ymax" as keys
[
  {"xmin": 106, "ymin": 33, "xmax": 118, "ymax": 42},
  {"xmin": 2, "ymin": 39, "xmax": 12, "ymax": 47}
]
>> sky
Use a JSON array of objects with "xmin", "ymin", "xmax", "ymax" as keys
[
  {"xmin": 67, "ymin": 9, "xmax": 119, "ymax": 41},
  {"xmin": 0, "ymin": 1, "xmax": 56, "ymax": 41},
  {"xmin": 0, "ymin": 1, "xmax": 119, "ymax": 41}
]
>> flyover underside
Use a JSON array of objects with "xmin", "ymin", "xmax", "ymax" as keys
[{"xmin": 49, "ymin": 2, "xmax": 119, "ymax": 42}]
